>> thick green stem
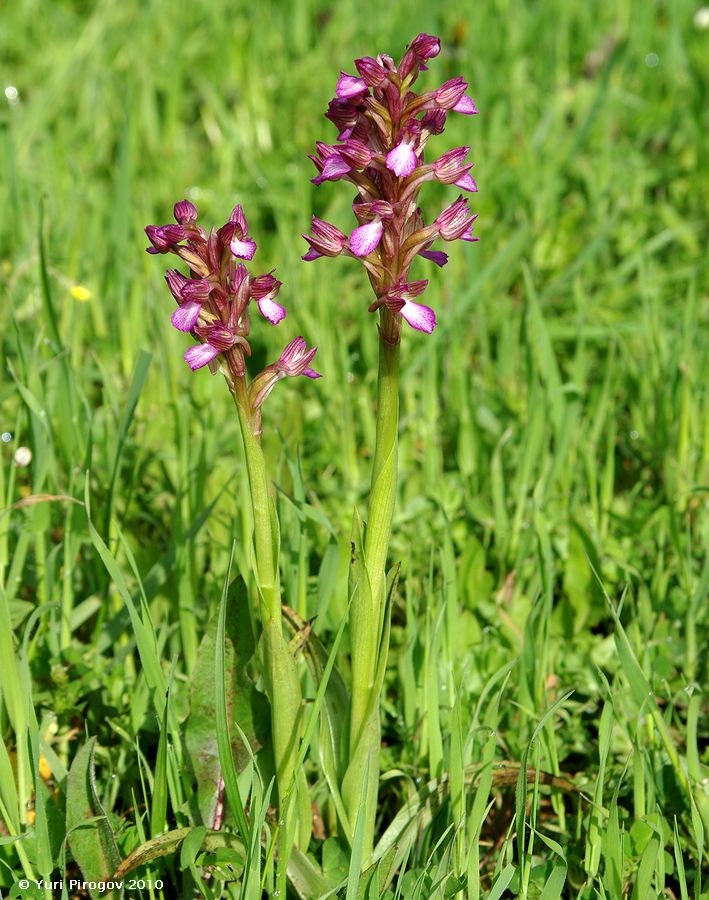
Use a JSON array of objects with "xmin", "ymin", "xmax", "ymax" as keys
[
  {"xmin": 345, "ymin": 308, "xmax": 400, "ymax": 863},
  {"xmin": 364, "ymin": 311, "xmax": 401, "ymax": 624}
]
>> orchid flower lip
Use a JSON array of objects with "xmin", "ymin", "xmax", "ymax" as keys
[
  {"xmin": 171, "ymin": 300, "xmax": 202, "ymax": 332},
  {"xmin": 385, "ymin": 139, "xmax": 418, "ymax": 177},
  {"xmin": 349, "ymin": 218, "xmax": 384, "ymax": 257},
  {"xmin": 257, "ymin": 296, "xmax": 286, "ymax": 325},
  {"xmin": 184, "ymin": 342, "xmax": 220, "ymax": 371},
  {"xmin": 230, "ymin": 236, "xmax": 257, "ymax": 260}
]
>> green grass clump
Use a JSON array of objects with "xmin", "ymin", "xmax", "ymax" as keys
[{"xmin": 0, "ymin": 0, "xmax": 707, "ymax": 897}]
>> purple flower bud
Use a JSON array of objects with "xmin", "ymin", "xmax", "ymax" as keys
[
  {"xmin": 165, "ymin": 269, "xmax": 189, "ymax": 300},
  {"xmin": 411, "ymin": 33, "xmax": 441, "ymax": 60},
  {"xmin": 354, "ymin": 56, "xmax": 388, "ymax": 86},
  {"xmin": 277, "ymin": 336, "xmax": 321, "ymax": 378},
  {"xmin": 435, "ymin": 78, "xmax": 469, "ymax": 111},
  {"xmin": 181, "ymin": 278, "xmax": 212, "ymax": 302},
  {"xmin": 387, "ymin": 278, "xmax": 429, "ymax": 301},
  {"xmin": 195, "ymin": 324, "xmax": 237, "ymax": 352},
  {"xmin": 436, "ymin": 196, "xmax": 476, "ymax": 240},
  {"xmin": 302, "ymin": 247, "xmax": 323, "ymax": 262},
  {"xmin": 399, "ymin": 33, "xmax": 441, "ymax": 80},
  {"xmin": 174, "ymin": 199, "xmax": 198, "ymax": 224},
  {"xmin": 383, "ymin": 279, "xmax": 436, "ymax": 332},
  {"xmin": 337, "ymin": 139, "xmax": 373, "ymax": 170},
  {"xmin": 250, "ymin": 272, "xmax": 282, "ymax": 300},
  {"xmin": 229, "ymin": 205, "xmax": 248, "ymax": 231},
  {"xmin": 336, "ymin": 72, "xmax": 369, "ymax": 99},
  {"xmin": 311, "ymin": 153, "xmax": 351, "ymax": 185},
  {"xmin": 303, "ymin": 217, "xmax": 348, "ymax": 257},
  {"xmin": 433, "ymin": 146, "xmax": 471, "ymax": 184},
  {"xmin": 325, "ymin": 98, "xmax": 359, "ymax": 140},
  {"xmin": 349, "ymin": 218, "xmax": 384, "ymax": 256},
  {"xmin": 249, "ymin": 338, "xmax": 321, "ymax": 409},
  {"xmin": 146, "ymin": 223, "xmax": 188, "ymax": 253}
]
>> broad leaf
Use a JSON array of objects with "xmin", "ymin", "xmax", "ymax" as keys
[
  {"xmin": 66, "ymin": 737, "xmax": 122, "ymax": 900},
  {"xmin": 184, "ymin": 577, "xmax": 269, "ymax": 825}
]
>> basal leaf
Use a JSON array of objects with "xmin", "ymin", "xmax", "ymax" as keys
[{"xmin": 66, "ymin": 737, "xmax": 122, "ymax": 900}]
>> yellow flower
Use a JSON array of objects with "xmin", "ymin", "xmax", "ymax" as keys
[{"xmin": 70, "ymin": 284, "xmax": 91, "ymax": 302}]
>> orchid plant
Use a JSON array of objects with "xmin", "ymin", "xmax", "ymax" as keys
[{"xmin": 145, "ymin": 29, "xmax": 477, "ymax": 891}]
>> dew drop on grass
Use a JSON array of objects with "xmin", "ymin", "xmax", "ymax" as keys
[
  {"xmin": 645, "ymin": 53, "xmax": 659, "ymax": 68},
  {"xmin": 4, "ymin": 85, "xmax": 19, "ymax": 105},
  {"xmin": 630, "ymin": 430, "xmax": 639, "ymax": 440},
  {"xmin": 1, "ymin": 432, "xmax": 11, "ymax": 442}
]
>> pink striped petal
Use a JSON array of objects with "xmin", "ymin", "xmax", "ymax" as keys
[
  {"xmin": 386, "ymin": 141, "xmax": 417, "ymax": 177},
  {"xmin": 184, "ymin": 342, "xmax": 220, "ymax": 370},
  {"xmin": 349, "ymin": 218, "xmax": 383, "ymax": 257},
  {"xmin": 453, "ymin": 94, "xmax": 479, "ymax": 115},
  {"xmin": 336, "ymin": 72, "xmax": 368, "ymax": 98},
  {"xmin": 455, "ymin": 173, "xmax": 478, "ymax": 192},
  {"xmin": 321, "ymin": 154, "xmax": 351, "ymax": 179},
  {"xmin": 257, "ymin": 296, "xmax": 286, "ymax": 325},
  {"xmin": 230, "ymin": 237, "xmax": 257, "ymax": 260},
  {"xmin": 171, "ymin": 300, "xmax": 202, "ymax": 332},
  {"xmin": 401, "ymin": 300, "xmax": 436, "ymax": 333}
]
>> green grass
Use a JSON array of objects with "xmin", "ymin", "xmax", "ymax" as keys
[{"xmin": 1, "ymin": 0, "xmax": 707, "ymax": 897}]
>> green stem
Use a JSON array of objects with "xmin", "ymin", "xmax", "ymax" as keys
[
  {"xmin": 232, "ymin": 378, "xmax": 280, "ymax": 625},
  {"xmin": 345, "ymin": 308, "xmax": 400, "ymax": 862},
  {"xmin": 231, "ymin": 376, "xmax": 307, "ymax": 881},
  {"xmin": 364, "ymin": 311, "xmax": 401, "ymax": 622}
]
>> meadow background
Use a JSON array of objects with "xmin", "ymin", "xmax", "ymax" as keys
[{"xmin": 0, "ymin": 0, "xmax": 707, "ymax": 896}]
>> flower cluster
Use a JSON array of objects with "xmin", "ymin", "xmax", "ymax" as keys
[
  {"xmin": 303, "ymin": 33, "xmax": 479, "ymax": 335},
  {"xmin": 145, "ymin": 200, "xmax": 319, "ymax": 408}
]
